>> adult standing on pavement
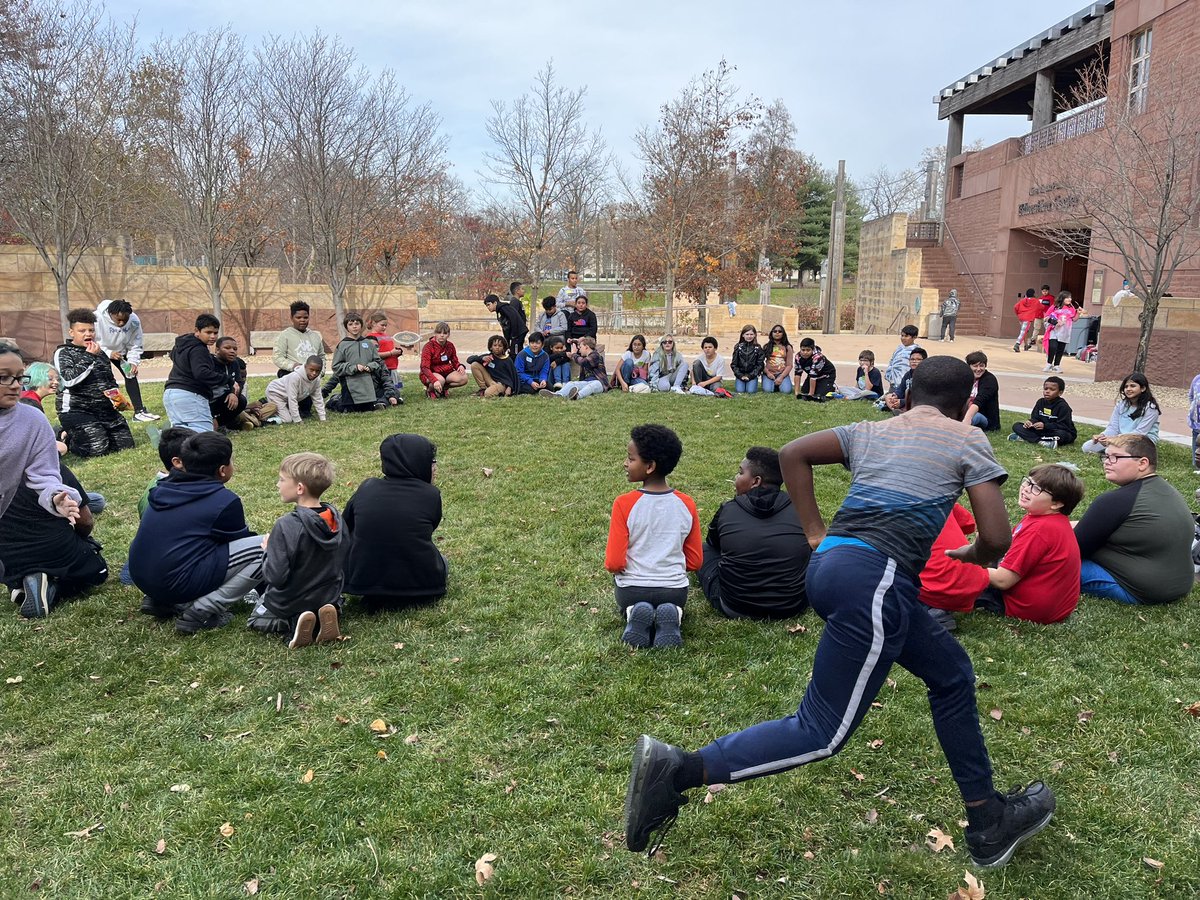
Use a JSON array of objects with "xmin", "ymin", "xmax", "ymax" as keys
[
  {"xmin": 1074, "ymin": 433, "xmax": 1194, "ymax": 605},
  {"xmin": 939, "ymin": 289, "xmax": 960, "ymax": 342}
]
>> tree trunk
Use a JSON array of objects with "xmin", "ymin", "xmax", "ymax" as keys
[
  {"xmin": 758, "ymin": 242, "xmax": 770, "ymax": 305},
  {"xmin": 208, "ymin": 262, "xmax": 224, "ymax": 322},
  {"xmin": 1134, "ymin": 294, "xmax": 1159, "ymax": 374},
  {"xmin": 55, "ymin": 246, "xmax": 71, "ymax": 338},
  {"xmin": 664, "ymin": 266, "xmax": 675, "ymax": 330}
]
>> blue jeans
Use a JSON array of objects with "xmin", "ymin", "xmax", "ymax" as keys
[
  {"xmin": 761, "ymin": 375, "xmax": 792, "ymax": 393},
  {"xmin": 1079, "ymin": 560, "xmax": 1140, "ymax": 604},
  {"xmin": 734, "ymin": 377, "xmax": 760, "ymax": 394},
  {"xmin": 698, "ymin": 543, "xmax": 994, "ymax": 802},
  {"xmin": 971, "ymin": 412, "xmax": 988, "ymax": 428},
  {"xmin": 163, "ymin": 388, "xmax": 215, "ymax": 432},
  {"xmin": 619, "ymin": 359, "xmax": 648, "ymax": 387},
  {"xmin": 550, "ymin": 363, "xmax": 571, "ymax": 387}
]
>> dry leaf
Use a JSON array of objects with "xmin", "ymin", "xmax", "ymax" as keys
[
  {"xmin": 103, "ymin": 783, "xmax": 112, "ymax": 796},
  {"xmin": 802, "ymin": 850, "xmax": 815, "ymax": 860},
  {"xmin": 244, "ymin": 877, "xmax": 260, "ymax": 895},
  {"xmin": 787, "ymin": 623, "xmax": 807, "ymax": 634},
  {"xmin": 219, "ymin": 822, "xmax": 235, "ymax": 838},
  {"xmin": 404, "ymin": 733, "xmax": 420, "ymax": 745},
  {"xmin": 65, "ymin": 823, "xmax": 104, "ymax": 838},
  {"xmin": 482, "ymin": 467, "xmax": 494, "ymax": 478},
  {"xmin": 505, "ymin": 779, "xmax": 517, "ymax": 794},
  {"xmin": 393, "ymin": 642, "xmax": 405, "ymax": 650},
  {"xmin": 1184, "ymin": 701, "xmax": 1200, "ymax": 717},
  {"xmin": 334, "ymin": 715, "xmax": 350, "ymax": 726},
  {"xmin": 850, "ymin": 768, "xmax": 865, "ymax": 781},
  {"xmin": 864, "ymin": 808, "xmax": 879, "ymax": 825},
  {"xmin": 988, "ymin": 709, "xmax": 1003, "ymax": 721},
  {"xmin": 1143, "ymin": 857, "xmax": 1164, "ymax": 870},
  {"xmin": 475, "ymin": 852, "xmax": 498, "ymax": 885},
  {"xmin": 1078, "ymin": 710, "xmax": 1094, "ymax": 723},
  {"xmin": 369, "ymin": 718, "xmax": 388, "ymax": 733},
  {"xmin": 377, "ymin": 750, "xmax": 388, "ymax": 760},
  {"xmin": 169, "ymin": 783, "xmax": 190, "ymax": 793},
  {"xmin": 947, "ymin": 869, "xmax": 985, "ymax": 900},
  {"xmin": 926, "ymin": 828, "xmax": 955, "ymax": 852},
  {"xmin": 300, "ymin": 769, "xmax": 314, "ymax": 784},
  {"xmin": 154, "ymin": 838, "xmax": 166, "ymax": 855},
  {"xmin": 868, "ymin": 739, "xmax": 884, "ymax": 749},
  {"xmin": 5, "ymin": 675, "xmax": 23, "ymax": 685}
]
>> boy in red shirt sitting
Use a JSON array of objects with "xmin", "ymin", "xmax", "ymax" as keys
[
  {"xmin": 918, "ymin": 503, "xmax": 991, "ymax": 631},
  {"xmin": 976, "ymin": 463, "xmax": 1084, "ymax": 624}
]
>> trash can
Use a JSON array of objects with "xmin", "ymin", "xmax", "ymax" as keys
[
  {"xmin": 1067, "ymin": 317, "xmax": 1091, "ymax": 356},
  {"xmin": 925, "ymin": 313, "xmax": 942, "ymax": 340}
]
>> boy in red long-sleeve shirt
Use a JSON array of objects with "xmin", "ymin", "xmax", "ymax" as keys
[{"xmin": 605, "ymin": 424, "xmax": 702, "ymax": 650}]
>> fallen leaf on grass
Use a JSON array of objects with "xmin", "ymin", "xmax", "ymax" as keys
[
  {"xmin": 404, "ymin": 733, "xmax": 420, "ymax": 745},
  {"xmin": 787, "ymin": 623, "xmax": 807, "ymax": 634},
  {"xmin": 505, "ymin": 779, "xmax": 517, "ymax": 794},
  {"xmin": 65, "ymin": 823, "xmax": 104, "ymax": 838},
  {"xmin": 377, "ymin": 750, "xmax": 388, "ymax": 760},
  {"xmin": 475, "ymin": 852, "xmax": 498, "ymax": 884},
  {"xmin": 1143, "ymin": 857, "xmax": 1164, "ymax": 870},
  {"xmin": 802, "ymin": 850, "xmax": 815, "ymax": 860},
  {"xmin": 334, "ymin": 715, "xmax": 350, "ymax": 726},
  {"xmin": 169, "ymin": 783, "xmax": 190, "ymax": 793},
  {"xmin": 393, "ymin": 642, "xmax": 405, "ymax": 650},
  {"xmin": 482, "ymin": 468, "xmax": 494, "ymax": 478},
  {"xmin": 1077, "ymin": 710, "xmax": 1094, "ymax": 724},
  {"xmin": 868, "ymin": 739, "xmax": 884, "ymax": 749},
  {"xmin": 864, "ymin": 808, "xmax": 879, "ymax": 825},
  {"xmin": 244, "ymin": 877, "xmax": 260, "ymax": 895},
  {"xmin": 947, "ymin": 870, "xmax": 985, "ymax": 899},
  {"xmin": 703, "ymin": 783, "xmax": 726, "ymax": 804},
  {"xmin": 300, "ymin": 769, "xmax": 314, "ymax": 784},
  {"xmin": 219, "ymin": 822, "xmax": 235, "ymax": 838},
  {"xmin": 988, "ymin": 709, "xmax": 1002, "ymax": 721},
  {"xmin": 369, "ymin": 718, "xmax": 388, "ymax": 733},
  {"xmin": 849, "ymin": 768, "xmax": 865, "ymax": 781},
  {"xmin": 5, "ymin": 675, "xmax": 23, "ymax": 685},
  {"xmin": 1184, "ymin": 701, "xmax": 1200, "ymax": 717},
  {"xmin": 926, "ymin": 828, "xmax": 955, "ymax": 852},
  {"xmin": 154, "ymin": 838, "xmax": 166, "ymax": 855}
]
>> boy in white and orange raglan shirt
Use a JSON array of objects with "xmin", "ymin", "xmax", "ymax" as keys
[{"xmin": 605, "ymin": 424, "xmax": 702, "ymax": 650}]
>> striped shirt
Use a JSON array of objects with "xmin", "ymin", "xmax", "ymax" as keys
[
  {"xmin": 829, "ymin": 405, "xmax": 1007, "ymax": 575},
  {"xmin": 605, "ymin": 489, "xmax": 703, "ymax": 588}
]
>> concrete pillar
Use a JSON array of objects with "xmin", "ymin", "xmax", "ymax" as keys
[
  {"xmin": 941, "ymin": 114, "xmax": 964, "ymax": 216},
  {"xmin": 1033, "ymin": 68, "xmax": 1055, "ymax": 130}
]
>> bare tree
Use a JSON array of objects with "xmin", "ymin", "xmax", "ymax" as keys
[
  {"xmin": 135, "ymin": 27, "xmax": 268, "ymax": 321},
  {"xmin": 742, "ymin": 99, "xmax": 805, "ymax": 303},
  {"xmin": 858, "ymin": 163, "xmax": 924, "ymax": 220},
  {"xmin": 0, "ymin": 0, "xmax": 136, "ymax": 333},
  {"xmin": 1032, "ymin": 55, "xmax": 1200, "ymax": 373},
  {"xmin": 625, "ymin": 60, "xmax": 758, "ymax": 318},
  {"xmin": 483, "ymin": 61, "xmax": 607, "ymax": 308},
  {"xmin": 259, "ymin": 31, "xmax": 446, "ymax": 336}
]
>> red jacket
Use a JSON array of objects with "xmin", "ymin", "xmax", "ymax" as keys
[
  {"xmin": 1013, "ymin": 296, "xmax": 1042, "ymax": 322},
  {"xmin": 420, "ymin": 339, "xmax": 462, "ymax": 380}
]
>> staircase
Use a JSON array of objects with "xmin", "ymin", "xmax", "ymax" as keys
[{"xmin": 918, "ymin": 243, "xmax": 984, "ymax": 336}]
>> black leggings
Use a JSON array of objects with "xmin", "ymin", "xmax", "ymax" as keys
[{"xmin": 1047, "ymin": 339, "xmax": 1067, "ymax": 366}]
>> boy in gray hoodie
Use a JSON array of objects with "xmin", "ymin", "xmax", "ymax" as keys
[{"xmin": 247, "ymin": 452, "xmax": 348, "ymax": 648}]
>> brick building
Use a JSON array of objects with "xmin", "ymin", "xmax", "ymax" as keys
[{"xmin": 934, "ymin": 0, "xmax": 1200, "ymax": 386}]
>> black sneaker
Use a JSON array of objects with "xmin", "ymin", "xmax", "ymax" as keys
[
  {"xmin": 175, "ymin": 597, "xmax": 234, "ymax": 635},
  {"xmin": 621, "ymin": 602, "xmax": 654, "ymax": 648},
  {"xmin": 967, "ymin": 781, "xmax": 1056, "ymax": 868},
  {"xmin": 652, "ymin": 604, "xmax": 683, "ymax": 648},
  {"xmin": 19, "ymin": 573, "xmax": 56, "ymax": 619},
  {"xmin": 624, "ymin": 735, "xmax": 689, "ymax": 854},
  {"xmin": 927, "ymin": 606, "xmax": 957, "ymax": 632}
]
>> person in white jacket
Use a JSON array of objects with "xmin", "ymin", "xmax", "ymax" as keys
[
  {"xmin": 94, "ymin": 298, "xmax": 160, "ymax": 422},
  {"xmin": 265, "ymin": 357, "xmax": 328, "ymax": 424}
]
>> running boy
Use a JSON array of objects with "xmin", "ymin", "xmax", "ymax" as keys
[
  {"xmin": 53, "ymin": 308, "xmax": 136, "ymax": 457},
  {"xmin": 605, "ymin": 424, "xmax": 702, "ymax": 649},
  {"xmin": 247, "ymin": 452, "xmax": 347, "ymax": 648},
  {"xmin": 624, "ymin": 356, "xmax": 1057, "ymax": 869}
]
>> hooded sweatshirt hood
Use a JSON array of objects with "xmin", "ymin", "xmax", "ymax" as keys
[
  {"xmin": 295, "ymin": 504, "xmax": 342, "ymax": 549},
  {"xmin": 147, "ymin": 471, "xmax": 229, "ymax": 512},
  {"xmin": 380, "ymin": 434, "xmax": 434, "ymax": 482},
  {"xmin": 735, "ymin": 484, "xmax": 792, "ymax": 518}
]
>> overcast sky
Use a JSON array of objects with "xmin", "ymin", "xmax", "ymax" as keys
[{"xmin": 106, "ymin": 0, "xmax": 1090, "ymax": 195}]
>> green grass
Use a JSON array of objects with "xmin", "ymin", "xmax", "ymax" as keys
[{"xmin": 3, "ymin": 382, "xmax": 1199, "ymax": 898}]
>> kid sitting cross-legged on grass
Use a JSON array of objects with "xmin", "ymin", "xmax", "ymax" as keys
[
  {"xmin": 605, "ymin": 424, "xmax": 702, "ymax": 649},
  {"xmin": 247, "ymin": 452, "xmax": 348, "ymax": 649},
  {"xmin": 130, "ymin": 431, "xmax": 265, "ymax": 635}
]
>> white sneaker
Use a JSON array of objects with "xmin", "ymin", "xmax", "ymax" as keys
[
  {"xmin": 672, "ymin": 387, "xmax": 686, "ymax": 394},
  {"xmin": 133, "ymin": 410, "xmax": 161, "ymax": 422},
  {"xmin": 1038, "ymin": 437, "xmax": 1060, "ymax": 449},
  {"xmin": 1043, "ymin": 364, "xmax": 1053, "ymax": 372},
  {"xmin": 1052, "ymin": 365, "xmax": 1063, "ymax": 373}
]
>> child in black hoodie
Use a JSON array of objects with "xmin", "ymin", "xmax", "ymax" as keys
[
  {"xmin": 1009, "ymin": 376, "xmax": 1077, "ymax": 448},
  {"xmin": 343, "ymin": 434, "xmax": 446, "ymax": 611},
  {"xmin": 162, "ymin": 314, "xmax": 229, "ymax": 432},
  {"xmin": 247, "ymin": 452, "xmax": 347, "ymax": 648}
]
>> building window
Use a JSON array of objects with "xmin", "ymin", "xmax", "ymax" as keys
[
  {"xmin": 950, "ymin": 163, "xmax": 964, "ymax": 201},
  {"xmin": 1128, "ymin": 28, "xmax": 1151, "ymax": 115}
]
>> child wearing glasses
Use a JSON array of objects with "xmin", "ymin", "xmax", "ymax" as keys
[
  {"xmin": 649, "ymin": 336, "xmax": 688, "ymax": 393},
  {"xmin": 1008, "ymin": 377, "xmax": 1077, "ymax": 448},
  {"xmin": 975, "ymin": 462, "xmax": 1084, "ymax": 624}
]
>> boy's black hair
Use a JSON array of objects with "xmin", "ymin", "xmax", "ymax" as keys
[
  {"xmin": 909, "ymin": 356, "xmax": 973, "ymax": 415},
  {"xmin": 527, "ymin": 331, "xmax": 545, "ymax": 344},
  {"xmin": 909, "ymin": 347, "xmax": 928, "ymax": 360},
  {"xmin": 1028, "ymin": 463, "xmax": 1085, "ymax": 516},
  {"xmin": 1041, "ymin": 284, "xmax": 1051, "ymax": 292},
  {"xmin": 107, "ymin": 299, "xmax": 133, "ymax": 316},
  {"xmin": 216, "ymin": 336, "xmax": 238, "ymax": 349},
  {"xmin": 900, "ymin": 325, "xmax": 919, "ymax": 338},
  {"xmin": 67, "ymin": 308, "xmax": 96, "ymax": 326},
  {"xmin": 289, "ymin": 300, "xmax": 310, "ymax": 315},
  {"xmin": 567, "ymin": 269, "xmax": 578, "ymax": 277},
  {"xmin": 542, "ymin": 296, "xmax": 556, "ymax": 310},
  {"xmin": 549, "ymin": 335, "xmax": 566, "ymax": 348},
  {"xmin": 343, "ymin": 312, "xmax": 363, "ymax": 327},
  {"xmin": 179, "ymin": 431, "xmax": 233, "ymax": 478},
  {"xmin": 305, "ymin": 355, "xmax": 323, "ymax": 368},
  {"xmin": 157, "ymin": 426, "xmax": 195, "ymax": 469},
  {"xmin": 744, "ymin": 446, "xmax": 782, "ymax": 487},
  {"xmin": 488, "ymin": 334, "xmax": 508, "ymax": 352},
  {"xmin": 1044, "ymin": 376, "xmax": 1065, "ymax": 391},
  {"xmin": 965, "ymin": 350, "xmax": 988, "ymax": 366},
  {"xmin": 195, "ymin": 313, "xmax": 220, "ymax": 331},
  {"xmin": 701, "ymin": 335, "xmax": 718, "ymax": 349},
  {"xmin": 858, "ymin": 349, "xmax": 875, "ymax": 363},
  {"xmin": 509, "ymin": 281, "xmax": 522, "ymax": 294},
  {"xmin": 798, "ymin": 337, "xmax": 816, "ymax": 349},
  {"xmin": 483, "ymin": 293, "xmax": 500, "ymax": 305},
  {"xmin": 1025, "ymin": 288, "xmax": 1036, "ymax": 298},
  {"xmin": 630, "ymin": 424, "xmax": 683, "ymax": 478}
]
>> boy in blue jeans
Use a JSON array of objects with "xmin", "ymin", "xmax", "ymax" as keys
[
  {"xmin": 624, "ymin": 356, "xmax": 1057, "ymax": 869},
  {"xmin": 130, "ymin": 432, "xmax": 264, "ymax": 634}
]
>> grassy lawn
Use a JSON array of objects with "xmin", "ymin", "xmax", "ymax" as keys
[{"xmin": 3, "ymin": 380, "xmax": 1199, "ymax": 898}]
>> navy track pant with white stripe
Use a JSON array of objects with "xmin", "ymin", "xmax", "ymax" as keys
[{"xmin": 698, "ymin": 543, "xmax": 995, "ymax": 803}]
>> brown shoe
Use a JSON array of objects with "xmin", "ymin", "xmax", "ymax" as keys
[
  {"xmin": 288, "ymin": 611, "xmax": 318, "ymax": 649},
  {"xmin": 316, "ymin": 604, "xmax": 341, "ymax": 643}
]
